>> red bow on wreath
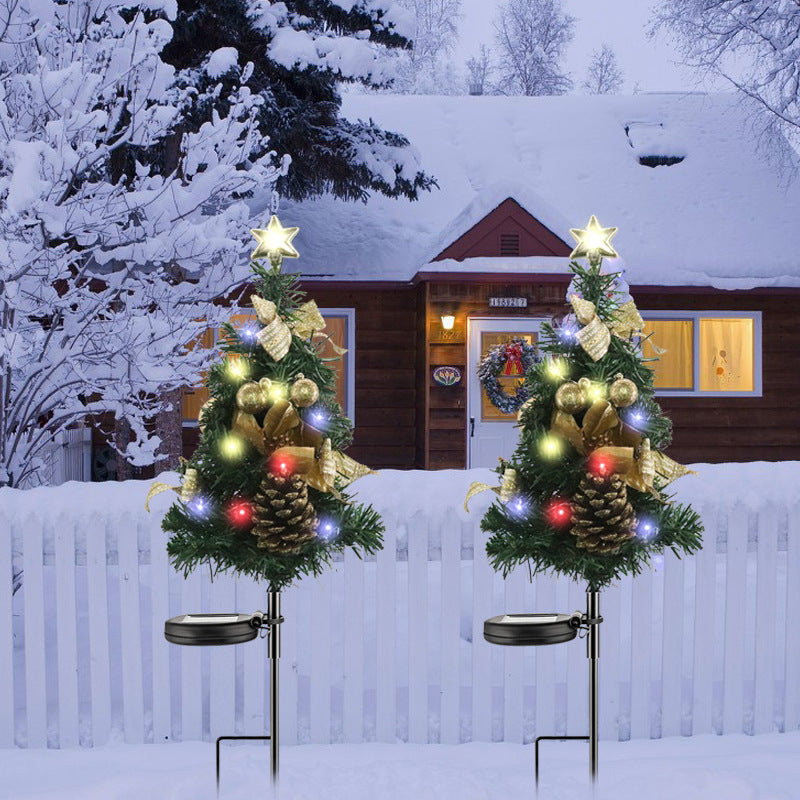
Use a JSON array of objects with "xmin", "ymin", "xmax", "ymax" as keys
[{"xmin": 502, "ymin": 342, "xmax": 525, "ymax": 376}]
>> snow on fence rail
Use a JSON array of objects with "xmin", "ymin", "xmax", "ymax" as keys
[{"xmin": 2, "ymin": 496, "xmax": 799, "ymax": 749}]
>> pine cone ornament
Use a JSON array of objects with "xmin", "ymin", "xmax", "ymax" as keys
[
  {"xmin": 570, "ymin": 471, "xmax": 636, "ymax": 554},
  {"xmin": 252, "ymin": 471, "xmax": 318, "ymax": 554}
]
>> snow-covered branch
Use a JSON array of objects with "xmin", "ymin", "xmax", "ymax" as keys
[{"xmin": 0, "ymin": 0, "xmax": 286, "ymax": 487}]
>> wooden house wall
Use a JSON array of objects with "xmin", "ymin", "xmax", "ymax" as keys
[
  {"xmin": 296, "ymin": 283, "xmax": 420, "ymax": 469},
  {"xmin": 421, "ymin": 278, "xmax": 799, "ymax": 468}
]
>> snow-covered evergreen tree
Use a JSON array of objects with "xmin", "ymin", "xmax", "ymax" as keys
[
  {"xmin": 162, "ymin": 0, "xmax": 437, "ymax": 201},
  {"xmin": 0, "ymin": 0, "xmax": 286, "ymax": 487}
]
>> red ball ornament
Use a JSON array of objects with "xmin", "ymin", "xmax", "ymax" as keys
[
  {"xmin": 226, "ymin": 499, "xmax": 254, "ymax": 528},
  {"xmin": 545, "ymin": 498, "xmax": 572, "ymax": 527}
]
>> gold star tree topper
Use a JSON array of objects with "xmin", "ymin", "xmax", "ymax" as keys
[
  {"xmin": 569, "ymin": 215, "xmax": 618, "ymax": 261},
  {"xmin": 250, "ymin": 215, "xmax": 300, "ymax": 263}
]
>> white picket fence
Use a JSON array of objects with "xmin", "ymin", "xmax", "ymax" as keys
[{"xmin": 1, "ymin": 499, "xmax": 798, "ymax": 749}]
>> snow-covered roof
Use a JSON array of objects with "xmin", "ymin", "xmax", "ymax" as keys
[{"xmin": 275, "ymin": 92, "xmax": 800, "ymax": 289}]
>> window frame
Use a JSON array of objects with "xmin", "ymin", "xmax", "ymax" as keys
[
  {"xmin": 639, "ymin": 310, "xmax": 762, "ymax": 397},
  {"xmin": 317, "ymin": 307, "xmax": 356, "ymax": 424},
  {"xmin": 181, "ymin": 307, "xmax": 356, "ymax": 426}
]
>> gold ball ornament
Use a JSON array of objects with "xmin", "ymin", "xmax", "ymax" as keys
[
  {"xmin": 236, "ymin": 381, "xmax": 269, "ymax": 414},
  {"xmin": 555, "ymin": 381, "xmax": 587, "ymax": 414},
  {"xmin": 289, "ymin": 374, "xmax": 319, "ymax": 408},
  {"xmin": 609, "ymin": 374, "xmax": 638, "ymax": 408}
]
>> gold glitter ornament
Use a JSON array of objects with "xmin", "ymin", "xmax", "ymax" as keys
[
  {"xmin": 555, "ymin": 381, "xmax": 588, "ymax": 414},
  {"xmin": 498, "ymin": 468, "xmax": 519, "ymax": 503},
  {"xmin": 180, "ymin": 468, "xmax": 199, "ymax": 502},
  {"xmin": 290, "ymin": 374, "xmax": 319, "ymax": 408},
  {"xmin": 236, "ymin": 381, "xmax": 269, "ymax": 414},
  {"xmin": 609, "ymin": 374, "xmax": 638, "ymax": 408}
]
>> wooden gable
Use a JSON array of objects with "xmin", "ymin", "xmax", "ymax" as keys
[{"xmin": 432, "ymin": 197, "xmax": 571, "ymax": 261}]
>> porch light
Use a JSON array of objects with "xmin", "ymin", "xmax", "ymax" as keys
[{"xmin": 440, "ymin": 314, "xmax": 455, "ymax": 331}]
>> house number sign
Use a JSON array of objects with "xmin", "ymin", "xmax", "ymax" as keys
[{"xmin": 489, "ymin": 297, "xmax": 528, "ymax": 308}]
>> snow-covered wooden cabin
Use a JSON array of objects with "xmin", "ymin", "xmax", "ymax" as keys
[{"xmin": 181, "ymin": 92, "xmax": 800, "ymax": 471}]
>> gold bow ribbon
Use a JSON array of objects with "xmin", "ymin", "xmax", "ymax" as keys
[
  {"xmin": 551, "ymin": 399, "xmax": 696, "ymax": 497},
  {"xmin": 145, "ymin": 463, "xmax": 196, "ymax": 512},
  {"xmin": 570, "ymin": 295, "xmax": 645, "ymax": 361},
  {"xmin": 231, "ymin": 397, "xmax": 375, "ymax": 497},
  {"xmin": 464, "ymin": 467, "xmax": 518, "ymax": 512},
  {"xmin": 252, "ymin": 296, "xmax": 346, "ymax": 361}
]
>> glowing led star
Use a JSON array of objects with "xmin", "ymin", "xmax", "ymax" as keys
[
  {"xmin": 250, "ymin": 215, "xmax": 300, "ymax": 262},
  {"xmin": 569, "ymin": 215, "xmax": 618, "ymax": 261}
]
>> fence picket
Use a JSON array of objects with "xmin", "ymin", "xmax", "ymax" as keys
[
  {"xmin": 180, "ymin": 570, "xmax": 202, "ymax": 741},
  {"xmin": 149, "ymin": 519, "xmax": 171, "ymax": 743},
  {"xmin": 239, "ymin": 577, "xmax": 266, "ymax": 737},
  {"xmin": 375, "ymin": 520, "xmax": 397, "ymax": 742},
  {"xmin": 118, "ymin": 514, "xmax": 144, "ymax": 743},
  {"xmin": 722, "ymin": 503, "xmax": 748, "ymax": 734},
  {"xmin": 280, "ymin": 585, "xmax": 298, "ymax": 746},
  {"xmin": 753, "ymin": 505, "xmax": 778, "ymax": 734},
  {"xmin": 439, "ymin": 514, "xmax": 461, "ymax": 744},
  {"xmin": 661, "ymin": 551, "xmax": 684, "ymax": 738},
  {"xmin": 407, "ymin": 511, "xmax": 429, "ymax": 743},
  {"xmin": 343, "ymin": 546, "xmax": 364, "ymax": 743},
  {"xmin": 502, "ymin": 567, "xmax": 524, "ymax": 743},
  {"xmin": 785, "ymin": 503, "xmax": 800, "ymax": 733},
  {"xmin": 310, "ymin": 570, "xmax": 332, "ymax": 743},
  {"xmin": 566, "ymin": 580, "xmax": 588, "ymax": 736},
  {"xmin": 0, "ymin": 510, "xmax": 15, "ymax": 747},
  {"xmin": 208, "ymin": 572, "xmax": 236, "ymax": 741},
  {"xmin": 54, "ymin": 514, "xmax": 79, "ymax": 747},
  {"xmin": 691, "ymin": 503, "xmax": 717, "ymax": 735},
  {"xmin": 86, "ymin": 513, "xmax": 111, "ymax": 746},
  {"xmin": 22, "ymin": 513, "xmax": 47, "ymax": 748},
  {"xmin": 599, "ymin": 582, "xmax": 620, "ymax": 741},
  {"xmin": 629, "ymin": 569, "xmax": 653, "ymax": 739},
  {"xmin": 471, "ymin": 518, "xmax": 493, "ymax": 742},
  {"xmin": 534, "ymin": 577, "xmax": 557, "ymax": 739}
]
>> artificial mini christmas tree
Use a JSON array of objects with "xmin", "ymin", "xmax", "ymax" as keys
[
  {"xmin": 150, "ymin": 215, "xmax": 384, "ymax": 592},
  {"xmin": 150, "ymin": 215, "xmax": 383, "ymax": 783},
  {"xmin": 467, "ymin": 215, "xmax": 703, "ymax": 590},
  {"xmin": 467, "ymin": 216, "xmax": 704, "ymax": 786}
]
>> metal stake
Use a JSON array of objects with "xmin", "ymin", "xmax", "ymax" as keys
[{"xmin": 215, "ymin": 591, "xmax": 283, "ymax": 796}]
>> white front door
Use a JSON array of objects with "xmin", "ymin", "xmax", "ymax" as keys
[{"xmin": 467, "ymin": 317, "xmax": 546, "ymax": 469}]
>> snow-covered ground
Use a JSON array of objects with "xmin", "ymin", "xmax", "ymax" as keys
[{"xmin": 1, "ymin": 733, "xmax": 798, "ymax": 800}]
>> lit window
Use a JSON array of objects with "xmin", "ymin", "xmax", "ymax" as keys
[
  {"xmin": 640, "ymin": 312, "xmax": 761, "ymax": 397},
  {"xmin": 181, "ymin": 309, "xmax": 355, "ymax": 424}
]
